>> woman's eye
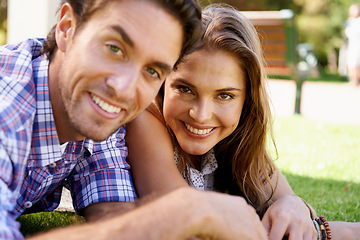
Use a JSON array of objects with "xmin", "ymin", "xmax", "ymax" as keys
[
  {"xmin": 179, "ymin": 86, "xmax": 191, "ymax": 93},
  {"xmin": 218, "ymin": 93, "xmax": 233, "ymax": 100},
  {"xmin": 147, "ymin": 67, "xmax": 160, "ymax": 79}
]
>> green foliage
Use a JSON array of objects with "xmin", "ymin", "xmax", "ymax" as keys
[
  {"xmin": 202, "ymin": 0, "xmax": 359, "ymax": 70},
  {"xmin": 294, "ymin": 0, "xmax": 355, "ymax": 67},
  {"xmin": 0, "ymin": 0, "xmax": 7, "ymax": 45},
  {"xmin": 200, "ymin": 0, "xmax": 299, "ymax": 11},
  {"xmin": 18, "ymin": 212, "xmax": 85, "ymax": 237}
]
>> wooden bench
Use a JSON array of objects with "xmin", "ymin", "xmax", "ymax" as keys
[{"xmin": 241, "ymin": 10, "xmax": 297, "ymax": 77}]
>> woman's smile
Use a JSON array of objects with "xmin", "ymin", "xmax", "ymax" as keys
[{"xmin": 184, "ymin": 122, "xmax": 214, "ymax": 135}]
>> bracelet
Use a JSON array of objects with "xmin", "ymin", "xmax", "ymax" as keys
[
  {"xmin": 316, "ymin": 218, "xmax": 326, "ymax": 240},
  {"xmin": 319, "ymin": 216, "xmax": 332, "ymax": 239},
  {"xmin": 314, "ymin": 216, "xmax": 332, "ymax": 240},
  {"xmin": 299, "ymin": 197, "xmax": 317, "ymax": 220},
  {"xmin": 312, "ymin": 219, "xmax": 321, "ymax": 240}
]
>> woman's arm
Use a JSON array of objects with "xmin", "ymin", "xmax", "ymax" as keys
[
  {"xmin": 262, "ymin": 168, "xmax": 358, "ymax": 240},
  {"xmin": 262, "ymin": 168, "xmax": 318, "ymax": 239},
  {"xmin": 126, "ymin": 109, "xmax": 188, "ymax": 197}
]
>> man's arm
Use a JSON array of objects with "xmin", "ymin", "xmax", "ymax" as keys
[
  {"xmin": 0, "ymin": 181, "xmax": 23, "ymax": 240},
  {"xmin": 69, "ymin": 127, "xmax": 137, "ymax": 221},
  {"xmin": 82, "ymin": 192, "xmax": 160, "ymax": 222},
  {"xmin": 0, "ymin": 141, "xmax": 27, "ymax": 239},
  {"xmin": 28, "ymin": 187, "xmax": 268, "ymax": 240}
]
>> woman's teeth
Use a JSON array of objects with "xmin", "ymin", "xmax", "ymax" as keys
[
  {"xmin": 185, "ymin": 123, "xmax": 213, "ymax": 135},
  {"xmin": 91, "ymin": 93, "xmax": 121, "ymax": 114}
]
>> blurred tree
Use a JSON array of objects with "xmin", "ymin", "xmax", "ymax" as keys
[
  {"xmin": 200, "ymin": 0, "xmax": 299, "ymax": 11},
  {"xmin": 0, "ymin": 0, "xmax": 7, "ymax": 45},
  {"xmin": 294, "ymin": 0, "xmax": 351, "ymax": 69},
  {"xmin": 201, "ymin": 0, "xmax": 356, "ymax": 71}
]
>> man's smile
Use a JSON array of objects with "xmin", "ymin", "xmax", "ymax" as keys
[{"xmin": 90, "ymin": 93, "xmax": 122, "ymax": 114}]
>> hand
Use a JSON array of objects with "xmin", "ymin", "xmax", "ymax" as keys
[
  {"xmin": 262, "ymin": 195, "xmax": 317, "ymax": 240},
  {"xmin": 183, "ymin": 189, "xmax": 268, "ymax": 240}
]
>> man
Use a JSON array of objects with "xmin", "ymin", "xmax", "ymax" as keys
[{"xmin": 0, "ymin": 0, "xmax": 267, "ymax": 239}]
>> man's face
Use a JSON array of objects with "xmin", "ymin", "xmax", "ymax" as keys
[{"xmin": 57, "ymin": 0, "xmax": 183, "ymax": 141}]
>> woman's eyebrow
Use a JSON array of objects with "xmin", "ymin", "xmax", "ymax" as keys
[
  {"xmin": 216, "ymin": 87, "xmax": 242, "ymax": 92},
  {"xmin": 175, "ymin": 79, "xmax": 196, "ymax": 88}
]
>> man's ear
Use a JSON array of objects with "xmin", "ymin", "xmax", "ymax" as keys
[{"xmin": 56, "ymin": 3, "xmax": 76, "ymax": 52}]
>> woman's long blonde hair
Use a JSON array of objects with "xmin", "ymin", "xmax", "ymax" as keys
[{"xmin": 155, "ymin": 4, "xmax": 277, "ymax": 217}]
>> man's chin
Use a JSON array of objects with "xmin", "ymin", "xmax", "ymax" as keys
[
  {"xmin": 84, "ymin": 131, "xmax": 117, "ymax": 142},
  {"xmin": 74, "ymin": 126, "xmax": 118, "ymax": 142},
  {"xmin": 71, "ymin": 116, "xmax": 127, "ymax": 142}
]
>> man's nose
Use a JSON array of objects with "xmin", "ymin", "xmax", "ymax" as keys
[{"xmin": 106, "ymin": 66, "xmax": 139, "ymax": 100}]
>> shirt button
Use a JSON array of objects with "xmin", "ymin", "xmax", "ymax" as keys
[
  {"xmin": 49, "ymin": 162, "xmax": 57, "ymax": 168},
  {"xmin": 24, "ymin": 201, "xmax": 32, "ymax": 208}
]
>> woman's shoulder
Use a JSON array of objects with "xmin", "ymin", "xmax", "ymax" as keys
[
  {"xmin": 145, "ymin": 102, "xmax": 166, "ymax": 126},
  {"xmin": 126, "ymin": 102, "xmax": 168, "ymax": 138}
]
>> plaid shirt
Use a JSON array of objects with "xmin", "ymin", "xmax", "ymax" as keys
[{"xmin": 0, "ymin": 39, "xmax": 137, "ymax": 239}]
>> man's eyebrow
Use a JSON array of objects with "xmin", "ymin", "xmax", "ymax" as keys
[
  {"xmin": 154, "ymin": 61, "xmax": 173, "ymax": 76},
  {"xmin": 111, "ymin": 25, "xmax": 134, "ymax": 47},
  {"xmin": 110, "ymin": 25, "xmax": 173, "ymax": 75}
]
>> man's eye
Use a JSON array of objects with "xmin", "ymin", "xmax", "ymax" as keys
[
  {"xmin": 108, "ymin": 45, "xmax": 124, "ymax": 56},
  {"xmin": 147, "ymin": 67, "xmax": 160, "ymax": 79}
]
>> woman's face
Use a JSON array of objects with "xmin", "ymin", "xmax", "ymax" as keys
[{"xmin": 163, "ymin": 49, "xmax": 247, "ymax": 155}]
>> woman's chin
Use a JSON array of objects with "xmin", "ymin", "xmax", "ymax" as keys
[{"xmin": 181, "ymin": 145, "xmax": 211, "ymax": 156}]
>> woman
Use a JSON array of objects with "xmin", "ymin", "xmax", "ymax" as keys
[{"xmin": 126, "ymin": 5, "xmax": 358, "ymax": 240}]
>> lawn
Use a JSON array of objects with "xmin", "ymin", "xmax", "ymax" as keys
[
  {"xmin": 18, "ymin": 114, "xmax": 360, "ymax": 236},
  {"xmin": 272, "ymin": 115, "xmax": 360, "ymax": 222}
]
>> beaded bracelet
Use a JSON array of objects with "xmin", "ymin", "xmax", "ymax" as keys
[
  {"xmin": 314, "ymin": 216, "xmax": 332, "ymax": 240},
  {"xmin": 312, "ymin": 219, "xmax": 321, "ymax": 240},
  {"xmin": 316, "ymin": 217, "xmax": 327, "ymax": 240},
  {"xmin": 319, "ymin": 216, "xmax": 332, "ymax": 239}
]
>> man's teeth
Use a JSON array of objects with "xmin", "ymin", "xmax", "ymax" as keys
[
  {"xmin": 185, "ymin": 123, "xmax": 213, "ymax": 135},
  {"xmin": 91, "ymin": 93, "xmax": 121, "ymax": 114}
]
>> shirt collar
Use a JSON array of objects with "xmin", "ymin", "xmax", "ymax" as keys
[{"xmin": 27, "ymin": 55, "xmax": 63, "ymax": 168}]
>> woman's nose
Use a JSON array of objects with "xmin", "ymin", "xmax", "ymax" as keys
[{"xmin": 188, "ymin": 100, "xmax": 213, "ymax": 123}]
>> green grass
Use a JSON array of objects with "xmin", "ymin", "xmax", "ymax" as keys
[
  {"xmin": 306, "ymin": 70, "xmax": 347, "ymax": 83},
  {"xmin": 273, "ymin": 115, "xmax": 360, "ymax": 183},
  {"xmin": 18, "ymin": 114, "xmax": 360, "ymax": 236},
  {"xmin": 283, "ymin": 173, "xmax": 360, "ymax": 222},
  {"xmin": 267, "ymin": 69, "xmax": 349, "ymax": 83},
  {"xmin": 17, "ymin": 212, "xmax": 85, "ymax": 237},
  {"xmin": 272, "ymin": 115, "xmax": 360, "ymax": 222}
]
